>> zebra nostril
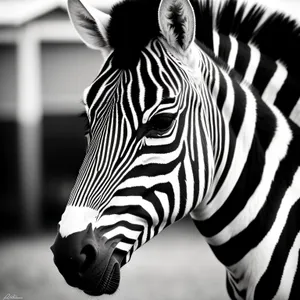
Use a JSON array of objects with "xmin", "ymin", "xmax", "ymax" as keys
[{"xmin": 80, "ymin": 244, "xmax": 97, "ymax": 274}]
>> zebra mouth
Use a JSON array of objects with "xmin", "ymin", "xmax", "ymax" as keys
[{"xmin": 84, "ymin": 260, "xmax": 120, "ymax": 296}]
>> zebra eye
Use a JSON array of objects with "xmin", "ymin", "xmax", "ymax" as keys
[{"xmin": 148, "ymin": 113, "xmax": 176, "ymax": 133}]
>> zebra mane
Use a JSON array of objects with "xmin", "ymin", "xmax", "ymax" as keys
[
  {"xmin": 106, "ymin": 0, "xmax": 300, "ymax": 74},
  {"xmin": 193, "ymin": 0, "xmax": 300, "ymax": 79}
]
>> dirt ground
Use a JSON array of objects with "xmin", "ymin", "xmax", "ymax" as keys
[{"xmin": 0, "ymin": 221, "xmax": 229, "ymax": 300}]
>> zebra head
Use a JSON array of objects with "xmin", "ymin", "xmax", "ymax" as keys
[{"xmin": 51, "ymin": 0, "xmax": 215, "ymax": 296}]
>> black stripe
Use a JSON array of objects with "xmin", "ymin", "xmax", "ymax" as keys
[
  {"xmin": 155, "ymin": 183, "xmax": 176, "ymax": 227},
  {"xmin": 114, "ymin": 186, "xmax": 164, "ymax": 227},
  {"xmin": 209, "ymin": 129, "xmax": 300, "ymax": 266},
  {"xmin": 253, "ymin": 55, "xmax": 277, "ymax": 95},
  {"xmin": 197, "ymin": 98, "xmax": 276, "ymax": 236},
  {"xmin": 114, "ymin": 183, "xmax": 176, "ymax": 230},
  {"xmin": 87, "ymin": 55, "xmax": 116, "ymax": 106},
  {"xmin": 289, "ymin": 250, "xmax": 300, "ymax": 299},
  {"xmin": 274, "ymin": 75, "xmax": 300, "ymax": 117},
  {"xmin": 197, "ymin": 136, "xmax": 264, "ymax": 237},
  {"xmin": 176, "ymin": 144, "xmax": 187, "ymax": 221},
  {"xmin": 188, "ymin": 99, "xmax": 200, "ymax": 209},
  {"xmin": 208, "ymin": 123, "xmax": 235, "ymax": 202},
  {"xmin": 208, "ymin": 77, "xmax": 247, "ymax": 204},
  {"xmin": 109, "ymin": 234, "xmax": 136, "ymax": 248},
  {"xmin": 118, "ymin": 70, "xmax": 137, "ymax": 132},
  {"xmin": 139, "ymin": 54, "xmax": 158, "ymax": 110},
  {"xmin": 103, "ymin": 205, "xmax": 154, "ymax": 228},
  {"xmin": 129, "ymin": 66, "xmax": 142, "ymax": 119},
  {"xmin": 218, "ymin": 35, "xmax": 231, "ymax": 65},
  {"xmin": 229, "ymin": 80, "xmax": 247, "ymax": 135},
  {"xmin": 234, "ymin": 42, "xmax": 251, "ymax": 78},
  {"xmin": 254, "ymin": 199, "xmax": 300, "ymax": 299},
  {"xmin": 214, "ymin": 114, "xmax": 226, "ymax": 176},
  {"xmin": 216, "ymin": 70, "xmax": 227, "ymax": 111},
  {"xmin": 97, "ymin": 221, "xmax": 144, "ymax": 236},
  {"xmin": 199, "ymin": 109, "xmax": 210, "ymax": 200}
]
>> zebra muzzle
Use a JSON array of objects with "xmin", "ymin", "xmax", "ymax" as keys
[{"xmin": 50, "ymin": 223, "xmax": 122, "ymax": 295}]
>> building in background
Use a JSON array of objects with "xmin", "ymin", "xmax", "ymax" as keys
[{"xmin": 0, "ymin": 0, "xmax": 120, "ymax": 232}]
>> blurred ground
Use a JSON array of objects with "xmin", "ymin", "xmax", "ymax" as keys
[{"xmin": 0, "ymin": 220, "xmax": 229, "ymax": 300}]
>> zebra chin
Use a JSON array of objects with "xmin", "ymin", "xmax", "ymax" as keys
[
  {"xmin": 50, "ymin": 223, "xmax": 125, "ymax": 296},
  {"xmin": 83, "ymin": 260, "xmax": 120, "ymax": 296}
]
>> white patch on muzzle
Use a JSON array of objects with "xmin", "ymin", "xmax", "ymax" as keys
[{"xmin": 59, "ymin": 206, "xmax": 98, "ymax": 237}]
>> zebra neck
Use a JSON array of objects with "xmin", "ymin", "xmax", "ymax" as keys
[
  {"xmin": 212, "ymin": 31, "xmax": 300, "ymax": 125},
  {"xmin": 191, "ymin": 45, "xmax": 290, "ymax": 220},
  {"xmin": 192, "ymin": 50, "xmax": 257, "ymax": 211},
  {"xmin": 190, "ymin": 48, "xmax": 296, "ymax": 298},
  {"xmin": 191, "ymin": 43, "xmax": 295, "ymax": 243}
]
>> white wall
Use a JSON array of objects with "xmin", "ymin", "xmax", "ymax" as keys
[{"xmin": 41, "ymin": 43, "xmax": 102, "ymax": 115}]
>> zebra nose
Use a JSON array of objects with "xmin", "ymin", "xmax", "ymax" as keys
[{"xmin": 50, "ymin": 223, "xmax": 98, "ymax": 288}]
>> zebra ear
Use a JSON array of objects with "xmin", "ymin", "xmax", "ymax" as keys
[
  {"xmin": 67, "ymin": 0, "xmax": 111, "ymax": 51},
  {"xmin": 158, "ymin": 0, "xmax": 195, "ymax": 54}
]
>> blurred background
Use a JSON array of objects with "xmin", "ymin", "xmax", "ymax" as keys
[{"xmin": 0, "ymin": 0, "xmax": 299, "ymax": 299}]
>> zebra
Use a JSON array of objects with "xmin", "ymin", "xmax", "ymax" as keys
[{"xmin": 50, "ymin": 0, "xmax": 300, "ymax": 299}]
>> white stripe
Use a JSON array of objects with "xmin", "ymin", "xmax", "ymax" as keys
[
  {"xmin": 95, "ymin": 213, "xmax": 146, "ymax": 228},
  {"xmin": 273, "ymin": 231, "xmax": 300, "ymax": 300},
  {"xmin": 262, "ymin": 60, "xmax": 288, "ymax": 105},
  {"xmin": 213, "ymin": 30, "xmax": 220, "ymax": 57},
  {"xmin": 290, "ymin": 97, "xmax": 300, "ymax": 127},
  {"xmin": 107, "ymin": 196, "xmax": 159, "ymax": 227},
  {"xmin": 155, "ymin": 191, "xmax": 170, "ymax": 233},
  {"xmin": 137, "ymin": 63, "xmax": 145, "ymax": 111},
  {"xmin": 207, "ymin": 105, "xmax": 293, "ymax": 245},
  {"xmin": 228, "ymin": 35, "xmax": 238, "ymax": 70},
  {"xmin": 90, "ymin": 68, "xmax": 119, "ymax": 112},
  {"xmin": 116, "ymin": 241, "xmax": 133, "ymax": 252},
  {"xmin": 118, "ymin": 164, "xmax": 180, "ymax": 191},
  {"xmin": 131, "ymin": 143, "xmax": 182, "ymax": 167},
  {"xmin": 194, "ymin": 99, "xmax": 206, "ymax": 203},
  {"xmin": 191, "ymin": 72, "xmax": 232, "ymax": 220},
  {"xmin": 103, "ymin": 226, "xmax": 140, "ymax": 240},
  {"xmin": 183, "ymin": 154, "xmax": 195, "ymax": 215},
  {"xmin": 244, "ymin": 44, "xmax": 260, "ymax": 85},
  {"xmin": 114, "ymin": 165, "xmax": 181, "ymax": 225},
  {"xmin": 230, "ymin": 167, "xmax": 300, "ymax": 299},
  {"xmin": 126, "ymin": 72, "xmax": 139, "ymax": 130},
  {"xmin": 204, "ymin": 81, "xmax": 257, "ymax": 219},
  {"xmin": 140, "ymin": 52, "xmax": 163, "ymax": 123},
  {"xmin": 120, "ymin": 114, "xmax": 133, "ymax": 158},
  {"xmin": 96, "ymin": 212, "xmax": 148, "ymax": 248}
]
